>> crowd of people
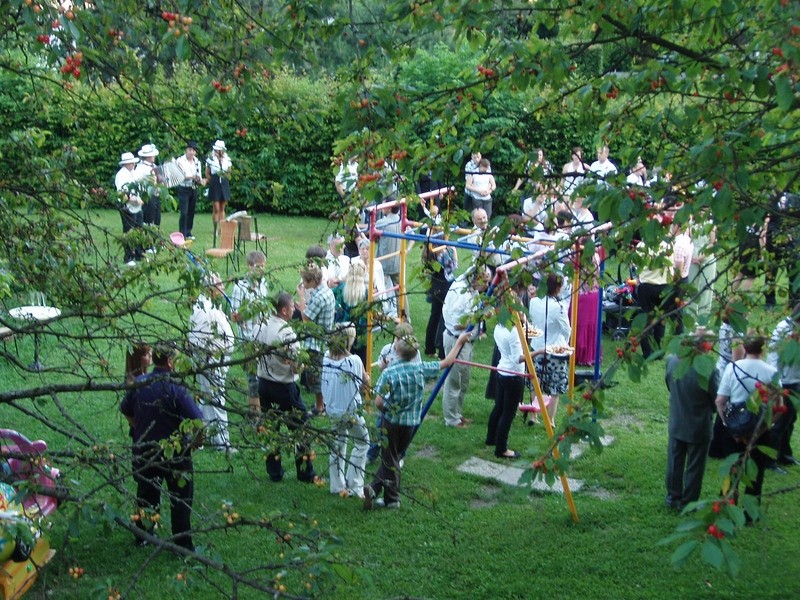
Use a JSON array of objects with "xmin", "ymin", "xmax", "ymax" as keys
[
  {"xmin": 117, "ymin": 142, "xmax": 797, "ymax": 550},
  {"xmin": 114, "ymin": 140, "xmax": 233, "ymax": 265}
]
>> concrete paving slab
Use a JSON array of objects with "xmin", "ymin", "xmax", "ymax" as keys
[{"xmin": 458, "ymin": 456, "xmax": 584, "ymax": 493}]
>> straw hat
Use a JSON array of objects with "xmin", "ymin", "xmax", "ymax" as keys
[
  {"xmin": 119, "ymin": 152, "xmax": 139, "ymax": 166},
  {"xmin": 138, "ymin": 143, "xmax": 159, "ymax": 158},
  {"xmin": 212, "ymin": 140, "xmax": 227, "ymax": 152}
]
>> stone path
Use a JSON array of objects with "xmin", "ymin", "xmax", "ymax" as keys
[{"xmin": 456, "ymin": 435, "xmax": 615, "ymax": 495}]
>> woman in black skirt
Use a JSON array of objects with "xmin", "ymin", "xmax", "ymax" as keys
[{"xmin": 206, "ymin": 140, "xmax": 232, "ymax": 241}]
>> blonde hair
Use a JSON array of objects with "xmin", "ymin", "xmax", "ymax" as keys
[{"xmin": 343, "ymin": 258, "xmax": 368, "ymax": 306}]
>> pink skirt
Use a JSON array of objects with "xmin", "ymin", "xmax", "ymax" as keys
[{"xmin": 573, "ymin": 290, "xmax": 600, "ymax": 366}]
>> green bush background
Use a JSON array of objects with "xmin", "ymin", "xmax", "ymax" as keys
[{"xmin": 0, "ymin": 46, "xmax": 654, "ymax": 217}]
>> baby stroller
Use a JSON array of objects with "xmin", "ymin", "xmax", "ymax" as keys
[{"xmin": 603, "ymin": 266, "xmax": 639, "ymax": 341}]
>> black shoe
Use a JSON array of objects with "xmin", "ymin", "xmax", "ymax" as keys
[
  {"xmin": 298, "ymin": 470, "xmax": 318, "ymax": 483},
  {"xmin": 496, "ymin": 451, "xmax": 520, "ymax": 459},
  {"xmin": 779, "ymin": 456, "xmax": 800, "ymax": 467}
]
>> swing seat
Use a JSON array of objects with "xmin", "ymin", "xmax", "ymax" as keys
[{"xmin": 518, "ymin": 398, "xmax": 551, "ymax": 413}]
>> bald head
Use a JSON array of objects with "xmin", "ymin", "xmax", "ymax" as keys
[{"xmin": 472, "ymin": 208, "xmax": 488, "ymax": 230}]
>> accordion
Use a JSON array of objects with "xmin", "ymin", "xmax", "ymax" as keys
[{"xmin": 158, "ymin": 160, "xmax": 186, "ymax": 189}]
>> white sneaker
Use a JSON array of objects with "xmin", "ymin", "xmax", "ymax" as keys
[
  {"xmin": 125, "ymin": 260, "xmax": 136, "ymax": 267},
  {"xmin": 384, "ymin": 501, "xmax": 400, "ymax": 509},
  {"xmin": 145, "ymin": 248, "xmax": 156, "ymax": 254}
]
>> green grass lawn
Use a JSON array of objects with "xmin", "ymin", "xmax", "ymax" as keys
[{"xmin": 3, "ymin": 209, "xmax": 799, "ymax": 599}]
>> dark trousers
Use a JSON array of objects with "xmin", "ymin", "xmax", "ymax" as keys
[
  {"xmin": 665, "ymin": 436, "xmax": 710, "ymax": 509},
  {"xmin": 143, "ymin": 196, "xmax": 162, "ymax": 228},
  {"xmin": 424, "ymin": 281, "xmax": 449, "ymax": 356},
  {"xmin": 486, "ymin": 375, "xmax": 524, "ymax": 456},
  {"xmin": 463, "ymin": 193, "xmax": 474, "ymax": 214},
  {"xmin": 120, "ymin": 209, "xmax": 143, "ymax": 263},
  {"xmin": 772, "ymin": 384, "xmax": 798, "ymax": 462},
  {"xmin": 133, "ymin": 452, "xmax": 194, "ymax": 549},
  {"xmin": 637, "ymin": 282, "xmax": 668, "ymax": 358},
  {"xmin": 735, "ymin": 431, "xmax": 771, "ymax": 501},
  {"xmin": 258, "ymin": 378, "xmax": 316, "ymax": 482},
  {"xmin": 177, "ymin": 186, "xmax": 197, "ymax": 237},
  {"xmin": 709, "ymin": 415, "xmax": 741, "ymax": 458},
  {"xmin": 369, "ymin": 421, "xmax": 413, "ymax": 504}
]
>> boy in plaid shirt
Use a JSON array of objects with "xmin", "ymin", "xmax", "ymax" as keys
[{"xmin": 364, "ymin": 326, "xmax": 469, "ymax": 509}]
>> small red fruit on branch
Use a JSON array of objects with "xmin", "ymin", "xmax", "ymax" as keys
[{"xmin": 707, "ymin": 524, "xmax": 724, "ymax": 539}]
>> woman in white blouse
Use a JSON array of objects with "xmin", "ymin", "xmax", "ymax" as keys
[
  {"xmin": 205, "ymin": 140, "xmax": 233, "ymax": 240},
  {"xmin": 529, "ymin": 272, "xmax": 572, "ymax": 424}
]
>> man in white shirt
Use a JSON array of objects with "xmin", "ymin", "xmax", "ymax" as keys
[
  {"xmin": 189, "ymin": 273, "xmax": 236, "ymax": 454},
  {"xmin": 254, "ymin": 292, "xmax": 318, "ymax": 482},
  {"xmin": 175, "ymin": 141, "xmax": 206, "ymax": 240},
  {"xmin": 135, "ymin": 143, "xmax": 163, "ymax": 232},
  {"xmin": 335, "ymin": 155, "xmax": 358, "ymax": 200},
  {"xmin": 589, "ymin": 145, "xmax": 618, "ymax": 182},
  {"xmin": 115, "ymin": 151, "xmax": 144, "ymax": 266},
  {"xmin": 441, "ymin": 266, "xmax": 491, "ymax": 428},
  {"xmin": 324, "ymin": 233, "xmax": 350, "ymax": 288}
]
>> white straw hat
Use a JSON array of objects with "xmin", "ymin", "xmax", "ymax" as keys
[
  {"xmin": 212, "ymin": 140, "xmax": 227, "ymax": 152},
  {"xmin": 119, "ymin": 152, "xmax": 139, "ymax": 166},
  {"xmin": 138, "ymin": 143, "xmax": 159, "ymax": 158}
]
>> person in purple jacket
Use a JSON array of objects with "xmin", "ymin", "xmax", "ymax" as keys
[{"xmin": 120, "ymin": 346, "xmax": 204, "ymax": 552}]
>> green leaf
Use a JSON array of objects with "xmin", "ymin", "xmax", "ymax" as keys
[
  {"xmin": 692, "ymin": 353, "xmax": 715, "ymax": 381},
  {"xmin": 720, "ymin": 539, "xmax": 741, "ymax": 578},
  {"xmin": 700, "ymin": 539, "xmax": 724, "ymax": 569},
  {"xmin": 176, "ymin": 36, "xmax": 189, "ymax": 60},
  {"xmin": 676, "ymin": 519, "xmax": 705, "ymax": 532},
  {"xmin": 671, "ymin": 540, "xmax": 699, "ymax": 567},
  {"xmin": 741, "ymin": 494, "xmax": 761, "ymax": 522},
  {"xmin": 775, "ymin": 75, "xmax": 795, "ymax": 112},
  {"xmin": 726, "ymin": 503, "xmax": 746, "ymax": 528},
  {"xmin": 756, "ymin": 444, "xmax": 777, "ymax": 460}
]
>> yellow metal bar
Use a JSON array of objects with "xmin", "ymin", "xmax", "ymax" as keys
[
  {"xmin": 567, "ymin": 244, "xmax": 580, "ymax": 400},
  {"xmin": 513, "ymin": 311, "xmax": 579, "ymax": 523}
]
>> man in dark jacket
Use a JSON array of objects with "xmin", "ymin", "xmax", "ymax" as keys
[
  {"xmin": 120, "ymin": 347, "xmax": 204, "ymax": 551},
  {"xmin": 664, "ymin": 331, "xmax": 720, "ymax": 510}
]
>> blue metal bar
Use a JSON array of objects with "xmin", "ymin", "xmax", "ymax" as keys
[{"xmin": 593, "ymin": 256, "xmax": 605, "ymax": 381}]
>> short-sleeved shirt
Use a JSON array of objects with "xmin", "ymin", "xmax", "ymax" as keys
[
  {"xmin": 375, "ymin": 360, "xmax": 441, "ymax": 427},
  {"xmin": 718, "ymin": 358, "xmax": 780, "ymax": 405},
  {"xmin": 304, "ymin": 285, "xmax": 335, "ymax": 352},
  {"xmin": 120, "ymin": 367, "xmax": 203, "ymax": 453},
  {"xmin": 255, "ymin": 314, "xmax": 298, "ymax": 383}
]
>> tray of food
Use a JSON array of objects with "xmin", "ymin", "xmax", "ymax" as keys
[
  {"xmin": 545, "ymin": 344, "xmax": 574, "ymax": 357},
  {"xmin": 525, "ymin": 326, "xmax": 543, "ymax": 338}
]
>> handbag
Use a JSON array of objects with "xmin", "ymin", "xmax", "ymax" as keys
[
  {"xmin": 723, "ymin": 403, "xmax": 761, "ymax": 438},
  {"xmin": 723, "ymin": 363, "xmax": 766, "ymax": 438}
]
